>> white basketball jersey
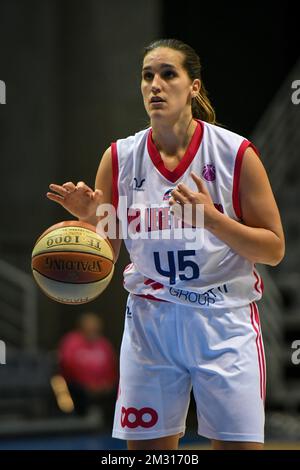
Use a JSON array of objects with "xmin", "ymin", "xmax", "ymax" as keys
[{"xmin": 111, "ymin": 119, "xmax": 263, "ymax": 308}]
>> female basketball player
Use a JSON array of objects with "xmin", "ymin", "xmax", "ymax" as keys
[{"xmin": 47, "ymin": 39, "xmax": 285, "ymax": 450}]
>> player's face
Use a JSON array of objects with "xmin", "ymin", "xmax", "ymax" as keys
[{"xmin": 141, "ymin": 47, "xmax": 196, "ymax": 123}]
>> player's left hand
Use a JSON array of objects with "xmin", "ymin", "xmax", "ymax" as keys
[{"xmin": 169, "ymin": 172, "xmax": 217, "ymax": 227}]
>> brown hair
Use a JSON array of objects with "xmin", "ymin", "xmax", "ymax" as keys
[{"xmin": 143, "ymin": 38, "xmax": 216, "ymax": 124}]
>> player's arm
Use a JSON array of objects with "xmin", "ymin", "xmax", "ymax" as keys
[
  {"xmin": 205, "ymin": 146, "xmax": 285, "ymax": 265},
  {"xmin": 170, "ymin": 146, "xmax": 285, "ymax": 266},
  {"xmin": 81, "ymin": 146, "xmax": 122, "ymax": 263},
  {"xmin": 47, "ymin": 147, "xmax": 122, "ymax": 263}
]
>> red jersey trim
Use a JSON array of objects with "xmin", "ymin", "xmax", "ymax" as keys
[
  {"xmin": 250, "ymin": 302, "xmax": 263, "ymax": 400},
  {"xmin": 111, "ymin": 142, "xmax": 119, "ymax": 213},
  {"xmin": 147, "ymin": 119, "xmax": 203, "ymax": 183},
  {"xmin": 232, "ymin": 140, "xmax": 260, "ymax": 220},
  {"xmin": 134, "ymin": 293, "xmax": 169, "ymax": 303},
  {"xmin": 253, "ymin": 268, "xmax": 264, "ymax": 294},
  {"xmin": 250, "ymin": 302, "xmax": 266, "ymax": 401}
]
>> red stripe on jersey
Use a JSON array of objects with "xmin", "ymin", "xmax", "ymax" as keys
[
  {"xmin": 250, "ymin": 302, "xmax": 265, "ymax": 401},
  {"xmin": 253, "ymin": 302, "xmax": 266, "ymax": 401},
  {"xmin": 147, "ymin": 120, "xmax": 203, "ymax": 183},
  {"xmin": 232, "ymin": 140, "xmax": 261, "ymax": 220},
  {"xmin": 123, "ymin": 263, "xmax": 133, "ymax": 273},
  {"xmin": 253, "ymin": 269, "xmax": 263, "ymax": 294},
  {"xmin": 144, "ymin": 278, "xmax": 164, "ymax": 290},
  {"xmin": 134, "ymin": 294, "xmax": 169, "ymax": 302},
  {"xmin": 232, "ymin": 139, "xmax": 250, "ymax": 219}
]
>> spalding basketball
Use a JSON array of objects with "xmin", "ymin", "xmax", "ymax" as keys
[{"xmin": 31, "ymin": 221, "xmax": 114, "ymax": 304}]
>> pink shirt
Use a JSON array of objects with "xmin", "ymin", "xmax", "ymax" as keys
[{"xmin": 59, "ymin": 331, "xmax": 118, "ymax": 390}]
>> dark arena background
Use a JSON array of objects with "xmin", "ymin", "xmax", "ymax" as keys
[{"xmin": 0, "ymin": 0, "xmax": 300, "ymax": 455}]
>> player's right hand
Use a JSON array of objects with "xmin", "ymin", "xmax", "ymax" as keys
[{"xmin": 46, "ymin": 181, "xmax": 103, "ymax": 220}]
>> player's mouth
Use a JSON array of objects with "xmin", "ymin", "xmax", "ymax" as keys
[{"xmin": 149, "ymin": 96, "xmax": 166, "ymax": 105}]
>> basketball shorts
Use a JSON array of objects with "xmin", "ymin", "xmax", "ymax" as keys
[{"xmin": 112, "ymin": 293, "xmax": 265, "ymax": 442}]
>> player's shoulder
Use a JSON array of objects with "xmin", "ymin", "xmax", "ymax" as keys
[
  {"xmin": 114, "ymin": 126, "xmax": 150, "ymax": 157},
  {"xmin": 118, "ymin": 127, "xmax": 150, "ymax": 142},
  {"xmin": 203, "ymin": 121, "xmax": 247, "ymax": 143}
]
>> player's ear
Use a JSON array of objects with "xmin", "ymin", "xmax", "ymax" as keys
[{"xmin": 191, "ymin": 79, "xmax": 201, "ymax": 97}]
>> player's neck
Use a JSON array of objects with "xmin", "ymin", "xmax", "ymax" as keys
[{"xmin": 151, "ymin": 116, "xmax": 197, "ymax": 157}]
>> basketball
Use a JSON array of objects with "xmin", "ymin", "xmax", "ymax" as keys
[{"xmin": 31, "ymin": 221, "xmax": 114, "ymax": 304}]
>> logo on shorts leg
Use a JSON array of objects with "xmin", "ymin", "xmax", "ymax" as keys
[{"xmin": 121, "ymin": 406, "xmax": 158, "ymax": 428}]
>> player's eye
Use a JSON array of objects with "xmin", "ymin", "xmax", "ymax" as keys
[
  {"xmin": 142, "ymin": 72, "xmax": 153, "ymax": 80},
  {"xmin": 142, "ymin": 70, "xmax": 176, "ymax": 81},
  {"xmin": 162, "ymin": 70, "xmax": 176, "ymax": 79}
]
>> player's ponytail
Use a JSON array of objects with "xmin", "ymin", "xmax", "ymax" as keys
[
  {"xmin": 143, "ymin": 39, "xmax": 217, "ymax": 125},
  {"xmin": 192, "ymin": 82, "xmax": 216, "ymax": 124}
]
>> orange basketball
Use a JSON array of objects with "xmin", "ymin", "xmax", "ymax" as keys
[{"xmin": 31, "ymin": 221, "xmax": 114, "ymax": 304}]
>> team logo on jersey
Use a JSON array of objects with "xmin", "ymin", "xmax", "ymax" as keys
[
  {"xmin": 169, "ymin": 283, "xmax": 228, "ymax": 307},
  {"xmin": 132, "ymin": 177, "xmax": 145, "ymax": 191},
  {"xmin": 163, "ymin": 188, "xmax": 173, "ymax": 201},
  {"xmin": 202, "ymin": 164, "xmax": 216, "ymax": 182}
]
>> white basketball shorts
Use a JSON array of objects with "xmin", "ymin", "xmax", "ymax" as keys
[{"xmin": 112, "ymin": 293, "xmax": 266, "ymax": 442}]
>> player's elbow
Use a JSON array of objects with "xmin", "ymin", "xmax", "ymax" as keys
[
  {"xmin": 267, "ymin": 239, "xmax": 285, "ymax": 266},
  {"xmin": 254, "ymin": 235, "xmax": 285, "ymax": 267},
  {"xmin": 268, "ymin": 252, "xmax": 285, "ymax": 267}
]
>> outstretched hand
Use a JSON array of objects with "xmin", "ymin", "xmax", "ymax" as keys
[{"xmin": 47, "ymin": 181, "xmax": 103, "ymax": 220}]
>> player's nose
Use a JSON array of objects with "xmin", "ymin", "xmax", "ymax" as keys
[{"xmin": 151, "ymin": 73, "xmax": 162, "ymax": 91}]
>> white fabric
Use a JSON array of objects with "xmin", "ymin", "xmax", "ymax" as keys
[
  {"xmin": 112, "ymin": 294, "xmax": 265, "ymax": 442},
  {"xmin": 114, "ymin": 120, "xmax": 263, "ymax": 308}
]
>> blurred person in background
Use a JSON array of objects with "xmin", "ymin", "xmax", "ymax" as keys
[{"xmin": 58, "ymin": 312, "xmax": 118, "ymax": 428}]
